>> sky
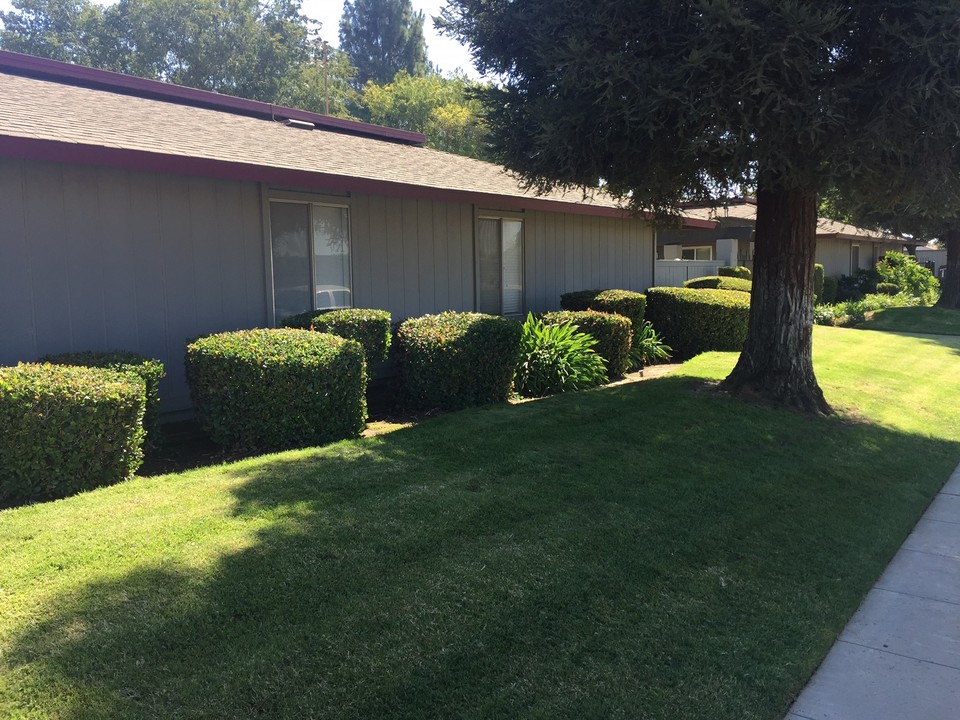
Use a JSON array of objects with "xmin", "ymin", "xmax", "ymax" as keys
[{"xmin": 0, "ymin": 0, "xmax": 481, "ymax": 79}]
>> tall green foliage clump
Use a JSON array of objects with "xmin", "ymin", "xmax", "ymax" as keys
[
  {"xmin": 339, "ymin": 0, "xmax": 427, "ymax": 86},
  {"xmin": 875, "ymin": 252, "xmax": 940, "ymax": 304},
  {"xmin": 514, "ymin": 313, "xmax": 607, "ymax": 397}
]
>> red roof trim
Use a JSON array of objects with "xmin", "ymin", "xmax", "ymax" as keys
[{"xmin": 0, "ymin": 49, "xmax": 426, "ymax": 146}]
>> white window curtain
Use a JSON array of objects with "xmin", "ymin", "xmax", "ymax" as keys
[{"xmin": 476, "ymin": 217, "xmax": 524, "ymax": 316}]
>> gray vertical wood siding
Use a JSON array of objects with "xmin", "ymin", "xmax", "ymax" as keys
[
  {"xmin": 2, "ymin": 159, "xmax": 654, "ymax": 413},
  {"xmin": 523, "ymin": 211, "xmax": 654, "ymax": 313},
  {"xmin": 0, "ymin": 158, "xmax": 266, "ymax": 412}
]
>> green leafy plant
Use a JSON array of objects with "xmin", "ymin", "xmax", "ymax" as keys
[
  {"xmin": 185, "ymin": 329, "xmax": 367, "ymax": 451},
  {"xmin": 645, "ymin": 287, "xmax": 750, "ymax": 359},
  {"xmin": 630, "ymin": 321, "xmax": 673, "ymax": 368},
  {"xmin": 395, "ymin": 311, "xmax": 523, "ymax": 410},
  {"xmin": 717, "ymin": 265, "xmax": 752, "ymax": 280},
  {"xmin": 514, "ymin": 313, "xmax": 608, "ymax": 397},
  {"xmin": 876, "ymin": 282, "xmax": 900, "ymax": 296},
  {"xmin": 0, "ymin": 363, "xmax": 145, "ymax": 506},
  {"xmin": 813, "ymin": 292, "xmax": 922, "ymax": 327},
  {"xmin": 541, "ymin": 310, "xmax": 632, "ymax": 378},
  {"xmin": 876, "ymin": 251, "xmax": 940, "ymax": 303},
  {"xmin": 281, "ymin": 308, "xmax": 392, "ymax": 367},
  {"xmin": 683, "ymin": 276, "xmax": 753, "ymax": 293},
  {"xmin": 41, "ymin": 350, "xmax": 164, "ymax": 447}
]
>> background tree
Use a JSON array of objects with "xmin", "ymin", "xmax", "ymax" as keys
[
  {"xmin": 280, "ymin": 38, "xmax": 360, "ymax": 118},
  {"xmin": 0, "ymin": 0, "xmax": 114, "ymax": 66},
  {"xmin": 360, "ymin": 70, "xmax": 489, "ymax": 158},
  {"xmin": 440, "ymin": 0, "xmax": 960, "ymax": 413},
  {"xmin": 1, "ymin": 0, "xmax": 312, "ymax": 102},
  {"xmin": 338, "ymin": 0, "xmax": 427, "ymax": 86}
]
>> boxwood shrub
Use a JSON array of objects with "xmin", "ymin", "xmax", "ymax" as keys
[
  {"xmin": 395, "ymin": 311, "xmax": 523, "ymax": 410},
  {"xmin": 876, "ymin": 282, "xmax": 900, "ymax": 296},
  {"xmin": 718, "ymin": 265, "xmax": 752, "ymax": 280},
  {"xmin": 645, "ymin": 287, "xmax": 750, "ymax": 359},
  {"xmin": 683, "ymin": 275, "xmax": 753, "ymax": 293},
  {"xmin": 41, "ymin": 350, "xmax": 164, "ymax": 446},
  {"xmin": 560, "ymin": 289, "xmax": 605, "ymax": 311},
  {"xmin": 814, "ymin": 264, "xmax": 825, "ymax": 302},
  {"xmin": 821, "ymin": 276, "xmax": 839, "ymax": 304},
  {"xmin": 185, "ymin": 329, "xmax": 366, "ymax": 451},
  {"xmin": 280, "ymin": 308, "xmax": 391, "ymax": 367},
  {"xmin": 590, "ymin": 289, "xmax": 647, "ymax": 325},
  {"xmin": 541, "ymin": 310, "xmax": 632, "ymax": 378},
  {"xmin": 0, "ymin": 363, "xmax": 146, "ymax": 505}
]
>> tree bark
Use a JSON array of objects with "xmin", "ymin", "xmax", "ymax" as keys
[
  {"xmin": 720, "ymin": 187, "xmax": 831, "ymax": 415},
  {"xmin": 935, "ymin": 227, "xmax": 960, "ymax": 310}
]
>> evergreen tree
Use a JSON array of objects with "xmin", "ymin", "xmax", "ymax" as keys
[
  {"xmin": 440, "ymin": 0, "xmax": 960, "ymax": 413},
  {"xmin": 339, "ymin": 0, "xmax": 428, "ymax": 86}
]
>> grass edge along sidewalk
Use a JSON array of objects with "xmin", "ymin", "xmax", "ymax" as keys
[{"xmin": 1, "ymin": 326, "xmax": 959, "ymax": 719}]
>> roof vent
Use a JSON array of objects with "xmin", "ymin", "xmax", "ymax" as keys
[{"xmin": 284, "ymin": 118, "xmax": 315, "ymax": 130}]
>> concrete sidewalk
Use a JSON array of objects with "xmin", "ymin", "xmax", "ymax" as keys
[{"xmin": 786, "ymin": 463, "xmax": 960, "ymax": 720}]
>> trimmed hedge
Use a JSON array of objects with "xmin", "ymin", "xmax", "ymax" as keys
[
  {"xmin": 0, "ymin": 363, "xmax": 146, "ymax": 505},
  {"xmin": 560, "ymin": 289, "xmax": 605, "ymax": 311},
  {"xmin": 591, "ymin": 289, "xmax": 647, "ymax": 326},
  {"xmin": 876, "ymin": 282, "xmax": 900, "ymax": 296},
  {"xmin": 645, "ymin": 287, "xmax": 750, "ymax": 359},
  {"xmin": 542, "ymin": 310, "xmax": 632, "ymax": 378},
  {"xmin": 41, "ymin": 350, "xmax": 164, "ymax": 446},
  {"xmin": 280, "ymin": 308, "xmax": 391, "ymax": 366},
  {"xmin": 814, "ymin": 264, "xmax": 825, "ymax": 301},
  {"xmin": 396, "ymin": 311, "xmax": 523, "ymax": 410},
  {"xmin": 821, "ymin": 276, "xmax": 839, "ymax": 304},
  {"xmin": 185, "ymin": 329, "xmax": 366, "ymax": 451},
  {"xmin": 718, "ymin": 265, "xmax": 752, "ymax": 280},
  {"xmin": 683, "ymin": 276, "xmax": 753, "ymax": 293}
]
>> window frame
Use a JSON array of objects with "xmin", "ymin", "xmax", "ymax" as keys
[
  {"xmin": 851, "ymin": 243, "xmax": 861, "ymax": 273},
  {"xmin": 681, "ymin": 245, "xmax": 714, "ymax": 261},
  {"xmin": 265, "ymin": 192, "xmax": 353, "ymax": 326},
  {"xmin": 475, "ymin": 212, "xmax": 525, "ymax": 318}
]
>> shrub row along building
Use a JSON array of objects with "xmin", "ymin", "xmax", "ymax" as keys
[{"xmin": 0, "ymin": 50, "xmax": 900, "ymax": 413}]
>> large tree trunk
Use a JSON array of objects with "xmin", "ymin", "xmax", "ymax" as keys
[
  {"xmin": 935, "ymin": 227, "xmax": 960, "ymax": 310},
  {"xmin": 720, "ymin": 187, "xmax": 831, "ymax": 415}
]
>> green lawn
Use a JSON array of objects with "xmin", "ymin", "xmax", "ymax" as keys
[
  {"xmin": 863, "ymin": 305, "xmax": 960, "ymax": 335},
  {"xmin": 1, "ymin": 327, "xmax": 959, "ymax": 720}
]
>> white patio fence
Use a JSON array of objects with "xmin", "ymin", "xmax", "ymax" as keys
[{"xmin": 653, "ymin": 260, "xmax": 724, "ymax": 288}]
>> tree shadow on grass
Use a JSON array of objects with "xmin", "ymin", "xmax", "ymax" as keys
[{"xmin": 4, "ymin": 376, "xmax": 960, "ymax": 720}]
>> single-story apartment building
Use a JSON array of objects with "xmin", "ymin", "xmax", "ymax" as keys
[
  {"xmin": 916, "ymin": 245, "xmax": 948, "ymax": 280},
  {"xmin": 658, "ymin": 199, "xmax": 906, "ymax": 279},
  {"xmin": 0, "ymin": 50, "xmax": 716, "ymax": 413}
]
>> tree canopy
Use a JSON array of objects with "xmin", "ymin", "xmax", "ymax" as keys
[
  {"xmin": 0, "ymin": 0, "xmax": 312, "ymax": 101},
  {"xmin": 338, "ymin": 0, "xmax": 427, "ymax": 87},
  {"xmin": 361, "ymin": 71, "xmax": 489, "ymax": 159},
  {"xmin": 440, "ymin": 0, "xmax": 960, "ymax": 411}
]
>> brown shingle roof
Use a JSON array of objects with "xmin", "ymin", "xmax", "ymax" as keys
[
  {"xmin": 681, "ymin": 202, "xmax": 900, "ymax": 242},
  {"xmin": 0, "ymin": 61, "xmax": 679, "ymax": 221}
]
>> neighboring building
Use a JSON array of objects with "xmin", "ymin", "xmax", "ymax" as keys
[
  {"xmin": 658, "ymin": 199, "xmax": 905, "ymax": 278},
  {"xmin": 0, "ymin": 50, "xmax": 713, "ymax": 413},
  {"xmin": 916, "ymin": 245, "xmax": 948, "ymax": 280}
]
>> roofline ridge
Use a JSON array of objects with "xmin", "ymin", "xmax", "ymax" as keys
[{"xmin": 0, "ymin": 49, "xmax": 426, "ymax": 146}]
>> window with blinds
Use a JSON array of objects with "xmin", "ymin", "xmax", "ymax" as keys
[{"xmin": 476, "ymin": 217, "xmax": 524, "ymax": 316}]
